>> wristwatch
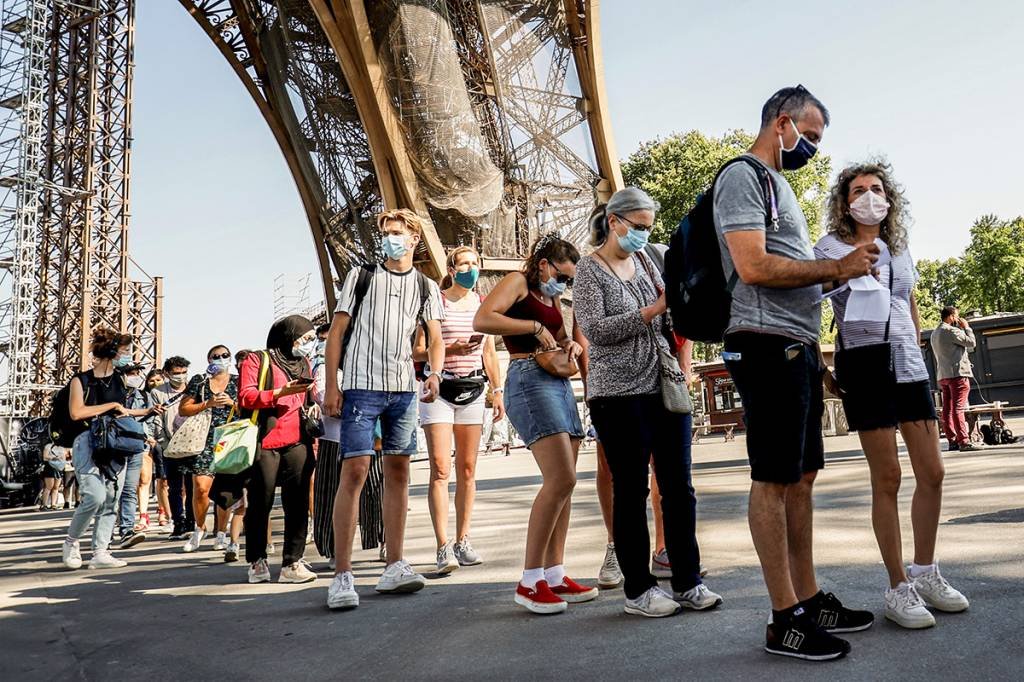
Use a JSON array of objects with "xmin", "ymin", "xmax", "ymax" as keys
[{"xmin": 427, "ymin": 370, "xmax": 442, "ymax": 380}]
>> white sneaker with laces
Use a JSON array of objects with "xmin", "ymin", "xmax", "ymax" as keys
[
  {"xmin": 280, "ymin": 559, "xmax": 317, "ymax": 584},
  {"xmin": 89, "ymin": 550, "xmax": 127, "ymax": 569},
  {"xmin": 223, "ymin": 542, "xmax": 239, "ymax": 563},
  {"xmin": 248, "ymin": 558, "xmax": 271, "ymax": 583},
  {"xmin": 376, "ymin": 559, "xmax": 426, "ymax": 594},
  {"xmin": 624, "ymin": 586, "xmax": 681, "ymax": 618},
  {"xmin": 675, "ymin": 583, "xmax": 723, "ymax": 611},
  {"xmin": 62, "ymin": 539, "xmax": 82, "ymax": 570},
  {"xmin": 598, "ymin": 543, "xmax": 623, "ymax": 588},
  {"xmin": 885, "ymin": 582, "xmax": 935, "ymax": 629},
  {"xmin": 912, "ymin": 565, "xmax": 969, "ymax": 612},
  {"xmin": 182, "ymin": 528, "xmax": 205, "ymax": 553},
  {"xmin": 213, "ymin": 532, "xmax": 226, "ymax": 551},
  {"xmin": 327, "ymin": 571, "xmax": 359, "ymax": 610},
  {"xmin": 435, "ymin": 541, "xmax": 459, "ymax": 575},
  {"xmin": 651, "ymin": 548, "xmax": 672, "ymax": 578}
]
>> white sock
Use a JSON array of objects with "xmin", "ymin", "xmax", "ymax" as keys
[
  {"xmin": 909, "ymin": 563, "xmax": 936, "ymax": 578},
  {"xmin": 521, "ymin": 567, "xmax": 545, "ymax": 589},
  {"xmin": 544, "ymin": 564, "xmax": 566, "ymax": 587}
]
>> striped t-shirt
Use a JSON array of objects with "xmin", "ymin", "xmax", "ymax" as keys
[
  {"xmin": 436, "ymin": 292, "xmax": 484, "ymax": 377},
  {"xmin": 336, "ymin": 264, "xmax": 445, "ymax": 393},
  {"xmin": 814, "ymin": 233, "xmax": 928, "ymax": 383}
]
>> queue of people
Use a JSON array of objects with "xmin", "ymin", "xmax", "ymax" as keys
[{"xmin": 47, "ymin": 84, "xmax": 974, "ymax": 664}]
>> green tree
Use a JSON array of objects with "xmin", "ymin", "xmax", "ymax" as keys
[
  {"xmin": 956, "ymin": 215, "xmax": 1024, "ymax": 314},
  {"xmin": 914, "ymin": 257, "xmax": 963, "ymax": 328}
]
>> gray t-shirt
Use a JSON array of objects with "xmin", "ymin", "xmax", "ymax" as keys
[{"xmin": 713, "ymin": 155, "xmax": 822, "ymax": 345}]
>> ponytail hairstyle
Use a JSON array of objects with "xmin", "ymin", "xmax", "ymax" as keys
[
  {"xmin": 522, "ymin": 234, "xmax": 580, "ymax": 290},
  {"xmin": 588, "ymin": 187, "xmax": 661, "ymax": 246},
  {"xmin": 440, "ymin": 245, "xmax": 482, "ymax": 289},
  {"xmin": 90, "ymin": 326, "xmax": 133, "ymax": 360}
]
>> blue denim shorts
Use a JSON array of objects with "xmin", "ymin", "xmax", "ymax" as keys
[
  {"xmin": 504, "ymin": 359, "xmax": 584, "ymax": 448},
  {"xmin": 340, "ymin": 390, "xmax": 418, "ymax": 459}
]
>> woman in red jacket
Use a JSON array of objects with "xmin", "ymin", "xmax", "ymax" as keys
[{"xmin": 238, "ymin": 315, "xmax": 319, "ymax": 584}]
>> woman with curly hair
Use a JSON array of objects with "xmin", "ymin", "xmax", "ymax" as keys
[{"xmin": 815, "ymin": 161, "xmax": 968, "ymax": 629}]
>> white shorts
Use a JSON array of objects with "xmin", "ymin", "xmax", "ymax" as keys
[{"xmin": 419, "ymin": 392, "xmax": 486, "ymax": 427}]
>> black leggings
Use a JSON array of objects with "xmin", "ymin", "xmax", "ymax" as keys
[{"xmin": 245, "ymin": 441, "xmax": 314, "ymax": 566}]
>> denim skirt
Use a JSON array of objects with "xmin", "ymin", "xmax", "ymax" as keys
[{"xmin": 504, "ymin": 359, "xmax": 584, "ymax": 448}]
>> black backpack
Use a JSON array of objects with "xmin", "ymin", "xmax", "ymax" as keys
[
  {"xmin": 663, "ymin": 156, "xmax": 776, "ymax": 342},
  {"xmin": 342, "ymin": 263, "xmax": 434, "ymax": 363},
  {"xmin": 49, "ymin": 372, "xmax": 91, "ymax": 447}
]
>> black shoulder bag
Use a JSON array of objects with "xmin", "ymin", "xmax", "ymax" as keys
[{"xmin": 834, "ymin": 266, "xmax": 897, "ymax": 400}]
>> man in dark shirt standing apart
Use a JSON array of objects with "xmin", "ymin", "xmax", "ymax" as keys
[{"xmin": 715, "ymin": 86, "xmax": 880, "ymax": 661}]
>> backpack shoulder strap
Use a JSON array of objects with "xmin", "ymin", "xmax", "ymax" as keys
[
  {"xmin": 416, "ymin": 271, "xmax": 434, "ymax": 344},
  {"xmin": 341, "ymin": 263, "xmax": 377, "ymax": 360}
]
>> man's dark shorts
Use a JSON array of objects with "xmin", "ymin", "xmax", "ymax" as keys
[{"xmin": 723, "ymin": 331, "xmax": 825, "ymax": 484}]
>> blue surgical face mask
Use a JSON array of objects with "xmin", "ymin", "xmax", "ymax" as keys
[
  {"xmin": 315, "ymin": 340, "xmax": 326, "ymax": 357},
  {"xmin": 453, "ymin": 266, "xmax": 479, "ymax": 289},
  {"xmin": 113, "ymin": 354, "xmax": 132, "ymax": 369},
  {"xmin": 383, "ymin": 234, "xmax": 408, "ymax": 260},
  {"xmin": 615, "ymin": 224, "xmax": 649, "ymax": 253},
  {"xmin": 779, "ymin": 119, "xmax": 817, "ymax": 171},
  {"xmin": 292, "ymin": 339, "xmax": 316, "ymax": 359},
  {"xmin": 539, "ymin": 277, "xmax": 566, "ymax": 298},
  {"xmin": 207, "ymin": 358, "xmax": 231, "ymax": 375}
]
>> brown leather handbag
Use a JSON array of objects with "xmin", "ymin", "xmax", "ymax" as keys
[{"xmin": 531, "ymin": 348, "xmax": 579, "ymax": 378}]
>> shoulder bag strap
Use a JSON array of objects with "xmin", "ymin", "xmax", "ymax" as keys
[
  {"xmin": 635, "ymin": 251, "xmax": 679, "ymax": 354},
  {"xmin": 249, "ymin": 351, "xmax": 271, "ymax": 426}
]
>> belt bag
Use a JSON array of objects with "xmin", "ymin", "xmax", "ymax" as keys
[
  {"xmin": 90, "ymin": 414, "xmax": 148, "ymax": 458},
  {"xmin": 531, "ymin": 348, "xmax": 579, "ymax": 379},
  {"xmin": 835, "ymin": 266, "xmax": 896, "ymax": 397},
  {"xmin": 439, "ymin": 372, "xmax": 487, "ymax": 406}
]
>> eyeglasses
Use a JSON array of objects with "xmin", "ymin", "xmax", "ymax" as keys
[
  {"xmin": 210, "ymin": 352, "xmax": 231, "ymax": 360},
  {"xmin": 613, "ymin": 213, "xmax": 653, "ymax": 232},
  {"xmin": 775, "ymin": 84, "xmax": 808, "ymax": 120},
  {"xmin": 550, "ymin": 263, "xmax": 574, "ymax": 286}
]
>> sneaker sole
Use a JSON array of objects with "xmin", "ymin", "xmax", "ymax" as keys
[
  {"xmin": 248, "ymin": 575, "xmax": 271, "ymax": 584},
  {"xmin": 884, "ymin": 610, "xmax": 936, "ymax": 629},
  {"xmin": 514, "ymin": 593, "xmax": 567, "ymax": 614},
  {"xmin": 920, "ymin": 600, "xmax": 969, "ymax": 613},
  {"xmin": 327, "ymin": 596, "xmax": 359, "ymax": 610},
  {"xmin": 553, "ymin": 588, "xmax": 599, "ymax": 604},
  {"xmin": 456, "ymin": 558, "xmax": 482, "ymax": 566},
  {"xmin": 598, "ymin": 577, "xmax": 623, "ymax": 589},
  {"xmin": 436, "ymin": 561, "xmax": 459, "ymax": 575},
  {"xmin": 678, "ymin": 597, "xmax": 723, "ymax": 611},
  {"xmin": 120, "ymin": 534, "xmax": 145, "ymax": 549},
  {"xmin": 89, "ymin": 563, "xmax": 127, "ymax": 570},
  {"xmin": 376, "ymin": 579, "xmax": 426, "ymax": 594},
  {"xmin": 764, "ymin": 646, "xmax": 847, "ymax": 661},
  {"xmin": 279, "ymin": 574, "xmax": 317, "ymax": 584},
  {"xmin": 63, "ymin": 562, "xmax": 83, "ymax": 570},
  {"xmin": 624, "ymin": 603, "xmax": 680, "ymax": 618},
  {"xmin": 825, "ymin": 621, "xmax": 874, "ymax": 633}
]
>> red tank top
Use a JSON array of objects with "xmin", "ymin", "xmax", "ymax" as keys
[{"xmin": 503, "ymin": 291, "xmax": 563, "ymax": 354}]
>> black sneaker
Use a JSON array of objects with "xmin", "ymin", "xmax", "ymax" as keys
[
  {"xmin": 805, "ymin": 591, "xmax": 874, "ymax": 633},
  {"xmin": 168, "ymin": 527, "xmax": 187, "ymax": 541},
  {"xmin": 765, "ymin": 611, "xmax": 851, "ymax": 661},
  {"xmin": 119, "ymin": 530, "xmax": 146, "ymax": 549}
]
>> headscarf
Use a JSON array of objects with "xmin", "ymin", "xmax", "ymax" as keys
[{"xmin": 266, "ymin": 314, "xmax": 314, "ymax": 380}]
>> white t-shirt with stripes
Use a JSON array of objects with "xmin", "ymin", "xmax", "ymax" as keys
[
  {"xmin": 814, "ymin": 233, "xmax": 928, "ymax": 383},
  {"xmin": 336, "ymin": 264, "xmax": 445, "ymax": 393}
]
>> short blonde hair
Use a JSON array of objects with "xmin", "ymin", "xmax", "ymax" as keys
[{"xmin": 377, "ymin": 208, "xmax": 423, "ymax": 237}]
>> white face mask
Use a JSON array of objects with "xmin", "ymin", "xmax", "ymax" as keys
[
  {"xmin": 849, "ymin": 191, "xmax": 889, "ymax": 225},
  {"xmin": 126, "ymin": 375, "xmax": 145, "ymax": 390}
]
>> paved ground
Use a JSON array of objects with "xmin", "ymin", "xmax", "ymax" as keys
[{"xmin": 2, "ymin": 427, "xmax": 1022, "ymax": 681}]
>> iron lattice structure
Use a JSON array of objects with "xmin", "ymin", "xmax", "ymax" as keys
[
  {"xmin": 180, "ymin": 0, "xmax": 623, "ymax": 299},
  {"xmin": 0, "ymin": 0, "xmax": 161, "ymax": 437}
]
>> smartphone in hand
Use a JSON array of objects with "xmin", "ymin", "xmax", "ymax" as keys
[{"xmin": 468, "ymin": 334, "xmax": 484, "ymax": 346}]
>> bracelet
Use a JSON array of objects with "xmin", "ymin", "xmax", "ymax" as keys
[
  {"xmin": 533, "ymin": 322, "xmax": 542, "ymax": 336},
  {"xmin": 491, "ymin": 387, "xmax": 504, "ymax": 394}
]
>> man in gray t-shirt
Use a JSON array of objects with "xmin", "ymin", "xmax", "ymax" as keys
[{"xmin": 714, "ymin": 86, "xmax": 881, "ymax": 661}]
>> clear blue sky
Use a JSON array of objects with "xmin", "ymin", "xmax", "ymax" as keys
[{"xmin": 131, "ymin": 1, "xmax": 1023, "ymax": 367}]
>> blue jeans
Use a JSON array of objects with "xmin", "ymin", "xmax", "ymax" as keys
[
  {"xmin": 340, "ymin": 390, "xmax": 417, "ymax": 458},
  {"xmin": 66, "ymin": 433, "xmax": 127, "ymax": 551},
  {"xmin": 117, "ymin": 451, "xmax": 144, "ymax": 536}
]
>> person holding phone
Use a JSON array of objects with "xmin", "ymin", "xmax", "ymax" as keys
[
  {"xmin": 177, "ymin": 345, "xmax": 238, "ymax": 554},
  {"xmin": 239, "ymin": 315, "xmax": 320, "ymax": 584},
  {"xmin": 413, "ymin": 246, "xmax": 504, "ymax": 574}
]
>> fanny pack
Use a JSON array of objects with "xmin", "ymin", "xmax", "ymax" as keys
[{"xmin": 439, "ymin": 371, "xmax": 487, "ymax": 406}]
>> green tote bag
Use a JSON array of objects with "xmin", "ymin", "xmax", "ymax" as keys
[{"xmin": 212, "ymin": 352, "xmax": 270, "ymax": 475}]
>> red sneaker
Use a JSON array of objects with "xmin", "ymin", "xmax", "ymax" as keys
[
  {"xmin": 550, "ymin": 576, "xmax": 599, "ymax": 603},
  {"xmin": 514, "ymin": 580, "xmax": 567, "ymax": 614}
]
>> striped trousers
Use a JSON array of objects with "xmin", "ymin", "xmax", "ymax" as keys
[{"xmin": 312, "ymin": 440, "xmax": 385, "ymax": 558}]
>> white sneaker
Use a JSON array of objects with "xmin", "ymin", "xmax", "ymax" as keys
[
  {"xmin": 62, "ymin": 539, "xmax": 82, "ymax": 570},
  {"xmin": 435, "ymin": 541, "xmax": 459, "ymax": 575},
  {"xmin": 598, "ymin": 543, "xmax": 623, "ymax": 588},
  {"xmin": 280, "ymin": 559, "xmax": 317, "ymax": 584},
  {"xmin": 651, "ymin": 548, "xmax": 672, "ymax": 578},
  {"xmin": 266, "ymin": 542, "xmax": 276, "ymax": 556},
  {"xmin": 885, "ymin": 582, "xmax": 935, "ymax": 629},
  {"xmin": 675, "ymin": 583, "xmax": 723, "ymax": 611},
  {"xmin": 89, "ymin": 550, "xmax": 127, "ymax": 569},
  {"xmin": 624, "ymin": 586, "xmax": 681, "ymax": 618},
  {"xmin": 327, "ymin": 571, "xmax": 359, "ymax": 610},
  {"xmin": 213, "ymin": 532, "xmax": 227, "ymax": 551},
  {"xmin": 912, "ymin": 565, "xmax": 969, "ymax": 612},
  {"xmin": 182, "ymin": 528, "xmax": 205, "ymax": 553},
  {"xmin": 248, "ymin": 559, "xmax": 271, "ymax": 583},
  {"xmin": 375, "ymin": 559, "xmax": 426, "ymax": 594},
  {"xmin": 223, "ymin": 542, "xmax": 239, "ymax": 563}
]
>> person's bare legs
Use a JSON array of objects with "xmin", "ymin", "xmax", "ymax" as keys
[
  {"xmin": 899, "ymin": 420, "xmax": 944, "ymax": 567},
  {"xmin": 229, "ymin": 503, "xmax": 245, "ymax": 544},
  {"xmin": 454, "ymin": 423, "xmax": 482, "ymax": 541},
  {"xmin": 192, "ymin": 475, "xmax": 214, "ymax": 532},
  {"xmin": 524, "ymin": 434, "xmax": 576, "ymax": 570},
  {"xmin": 595, "ymin": 442, "xmax": 613, "ymax": 543},
  {"xmin": 424, "ymin": 422, "xmax": 454, "ymax": 547},
  {"xmin": 333, "ymin": 456, "xmax": 370, "ymax": 573},
  {"xmin": 137, "ymin": 454, "xmax": 153, "ymax": 518},
  {"xmin": 749, "ymin": 481, "xmax": 799, "ymax": 610},
  {"xmin": 382, "ymin": 456, "xmax": 411, "ymax": 564},
  {"xmin": 651, "ymin": 462, "xmax": 665, "ymax": 553},
  {"xmin": 215, "ymin": 506, "xmax": 228, "ymax": 534},
  {"xmin": 859, "ymin": 427, "xmax": 908, "ymax": 587},
  {"xmin": 43, "ymin": 478, "xmax": 58, "ymax": 507},
  {"xmin": 786, "ymin": 470, "xmax": 820, "ymax": 601},
  {"xmin": 156, "ymin": 480, "xmax": 170, "ymax": 521}
]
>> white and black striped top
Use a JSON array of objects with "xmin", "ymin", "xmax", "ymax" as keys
[
  {"xmin": 335, "ymin": 264, "xmax": 444, "ymax": 393},
  {"xmin": 814, "ymin": 233, "xmax": 928, "ymax": 383}
]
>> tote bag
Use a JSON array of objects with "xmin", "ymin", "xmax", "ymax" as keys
[
  {"xmin": 164, "ymin": 380, "xmax": 212, "ymax": 460},
  {"xmin": 212, "ymin": 352, "xmax": 270, "ymax": 475}
]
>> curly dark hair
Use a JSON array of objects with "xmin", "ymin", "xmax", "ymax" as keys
[
  {"xmin": 90, "ymin": 326, "xmax": 133, "ymax": 360},
  {"xmin": 825, "ymin": 159, "xmax": 911, "ymax": 255},
  {"xmin": 522, "ymin": 234, "xmax": 580, "ymax": 290},
  {"xmin": 162, "ymin": 356, "xmax": 190, "ymax": 372}
]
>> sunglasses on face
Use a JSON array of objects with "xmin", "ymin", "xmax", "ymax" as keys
[{"xmin": 210, "ymin": 352, "xmax": 231, "ymax": 360}]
